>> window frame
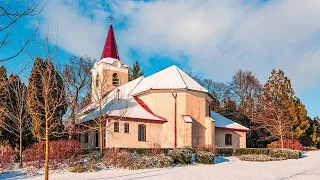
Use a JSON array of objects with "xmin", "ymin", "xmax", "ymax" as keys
[
  {"xmin": 112, "ymin": 73, "xmax": 119, "ymax": 86},
  {"xmin": 225, "ymin": 134, "xmax": 232, "ymax": 145},
  {"xmin": 114, "ymin": 122, "xmax": 119, "ymax": 132},
  {"xmin": 124, "ymin": 122, "xmax": 129, "ymax": 133},
  {"xmin": 138, "ymin": 124, "xmax": 146, "ymax": 141}
]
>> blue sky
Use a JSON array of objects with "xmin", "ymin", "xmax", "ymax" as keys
[{"xmin": 1, "ymin": 0, "xmax": 320, "ymax": 118}]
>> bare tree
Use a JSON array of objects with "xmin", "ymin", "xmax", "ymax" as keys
[
  {"xmin": 63, "ymin": 56, "xmax": 93, "ymax": 138},
  {"xmin": 0, "ymin": 1, "xmax": 45, "ymax": 62},
  {"xmin": 0, "ymin": 74, "xmax": 32, "ymax": 168},
  {"xmin": 229, "ymin": 69, "xmax": 262, "ymax": 120},
  {"xmin": 26, "ymin": 33, "xmax": 67, "ymax": 180},
  {"xmin": 77, "ymin": 69, "xmax": 130, "ymax": 156}
]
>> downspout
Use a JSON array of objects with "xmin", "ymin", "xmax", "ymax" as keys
[{"xmin": 172, "ymin": 91, "xmax": 177, "ymax": 148}]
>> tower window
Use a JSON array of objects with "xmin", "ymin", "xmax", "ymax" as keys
[
  {"xmin": 225, "ymin": 134, "xmax": 232, "ymax": 145},
  {"xmin": 112, "ymin": 73, "xmax": 119, "ymax": 86},
  {"xmin": 95, "ymin": 74, "xmax": 100, "ymax": 88}
]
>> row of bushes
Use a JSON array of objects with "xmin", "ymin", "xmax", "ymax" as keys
[
  {"xmin": 236, "ymin": 148, "xmax": 302, "ymax": 159},
  {"xmin": 102, "ymin": 148, "xmax": 215, "ymax": 170}
]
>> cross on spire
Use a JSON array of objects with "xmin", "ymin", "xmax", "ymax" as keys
[{"xmin": 108, "ymin": 15, "xmax": 113, "ymax": 24}]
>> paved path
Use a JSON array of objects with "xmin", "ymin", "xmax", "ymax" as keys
[{"xmin": 2, "ymin": 151, "xmax": 320, "ymax": 180}]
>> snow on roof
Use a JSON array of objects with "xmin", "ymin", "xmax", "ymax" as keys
[
  {"xmin": 132, "ymin": 65, "xmax": 208, "ymax": 95},
  {"xmin": 210, "ymin": 111, "xmax": 249, "ymax": 131},
  {"xmin": 78, "ymin": 77, "xmax": 165, "ymax": 124}
]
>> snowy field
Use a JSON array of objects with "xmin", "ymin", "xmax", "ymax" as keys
[{"xmin": 1, "ymin": 150, "xmax": 320, "ymax": 180}]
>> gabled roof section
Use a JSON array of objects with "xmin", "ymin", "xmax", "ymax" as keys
[
  {"xmin": 209, "ymin": 111, "xmax": 249, "ymax": 131},
  {"xmin": 78, "ymin": 77, "xmax": 166, "ymax": 124},
  {"xmin": 101, "ymin": 23, "xmax": 120, "ymax": 60},
  {"xmin": 132, "ymin": 65, "xmax": 208, "ymax": 95}
]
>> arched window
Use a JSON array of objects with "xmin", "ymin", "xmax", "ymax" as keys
[
  {"xmin": 95, "ymin": 74, "xmax": 100, "ymax": 88},
  {"xmin": 114, "ymin": 122, "xmax": 119, "ymax": 132},
  {"xmin": 225, "ymin": 134, "xmax": 232, "ymax": 145},
  {"xmin": 112, "ymin": 73, "xmax": 119, "ymax": 86},
  {"xmin": 138, "ymin": 124, "xmax": 146, "ymax": 141},
  {"xmin": 124, "ymin": 123, "xmax": 129, "ymax": 133}
]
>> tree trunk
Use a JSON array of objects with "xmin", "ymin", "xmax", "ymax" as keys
[
  {"xmin": 99, "ymin": 122, "xmax": 103, "ymax": 156},
  {"xmin": 45, "ymin": 121, "xmax": 49, "ymax": 180},
  {"xmin": 19, "ymin": 129, "xmax": 22, "ymax": 168},
  {"xmin": 280, "ymin": 135, "xmax": 284, "ymax": 149}
]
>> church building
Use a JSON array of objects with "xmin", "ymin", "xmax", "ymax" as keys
[{"xmin": 77, "ymin": 23, "xmax": 249, "ymax": 149}]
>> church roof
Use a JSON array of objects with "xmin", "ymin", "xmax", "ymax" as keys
[
  {"xmin": 132, "ymin": 65, "xmax": 208, "ymax": 95},
  {"xmin": 100, "ymin": 23, "xmax": 120, "ymax": 60},
  {"xmin": 78, "ymin": 65, "xmax": 209, "ymax": 124},
  {"xmin": 209, "ymin": 111, "xmax": 249, "ymax": 131},
  {"xmin": 78, "ymin": 77, "xmax": 166, "ymax": 124}
]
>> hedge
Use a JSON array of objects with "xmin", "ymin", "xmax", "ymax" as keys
[
  {"xmin": 216, "ymin": 147, "xmax": 234, "ymax": 156},
  {"xmin": 236, "ymin": 148, "xmax": 302, "ymax": 160}
]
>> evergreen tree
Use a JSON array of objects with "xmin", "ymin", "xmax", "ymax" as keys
[
  {"xmin": 300, "ymin": 117, "xmax": 318, "ymax": 147},
  {"xmin": 27, "ymin": 58, "xmax": 67, "ymax": 140},
  {"xmin": 129, "ymin": 60, "xmax": 144, "ymax": 81},
  {"xmin": 0, "ymin": 66, "xmax": 9, "ymax": 143},
  {"xmin": 291, "ymin": 98, "xmax": 309, "ymax": 139}
]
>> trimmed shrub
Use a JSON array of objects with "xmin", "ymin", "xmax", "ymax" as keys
[
  {"xmin": 103, "ymin": 149, "xmax": 134, "ymax": 169},
  {"xmin": 103, "ymin": 149, "xmax": 173, "ymax": 169},
  {"xmin": 267, "ymin": 139, "xmax": 304, "ymax": 151},
  {"xmin": 216, "ymin": 147, "xmax": 234, "ymax": 156},
  {"xmin": 236, "ymin": 148, "xmax": 269, "ymax": 156},
  {"xmin": 239, "ymin": 155, "xmax": 286, "ymax": 162},
  {"xmin": 167, "ymin": 149, "xmax": 193, "ymax": 164},
  {"xmin": 24, "ymin": 140, "xmax": 82, "ymax": 169},
  {"xmin": 130, "ymin": 155, "xmax": 173, "ymax": 170},
  {"xmin": 0, "ymin": 145, "xmax": 16, "ymax": 171},
  {"xmin": 196, "ymin": 151, "xmax": 215, "ymax": 164},
  {"xmin": 196, "ymin": 145, "xmax": 216, "ymax": 154},
  {"xmin": 69, "ymin": 165, "xmax": 89, "ymax": 173},
  {"xmin": 269, "ymin": 149, "xmax": 301, "ymax": 159}
]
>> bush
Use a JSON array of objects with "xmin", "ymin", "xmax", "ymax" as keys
[
  {"xmin": 196, "ymin": 145, "xmax": 216, "ymax": 154},
  {"xmin": 103, "ymin": 149, "xmax": 173, "ymax": 169},
  {"xmin": 239, "ymin": 155, "xmax": 286, "ymax": 162},
  {"xmin": 167, "ymin": 149, "xmax": 192, "ymax": 164},
  {"xmin": 269, "ymin": 149, "xmax": 301, "ymax": 159},
  {"xmin": 130, "ymin": 155, "xmax": 173, "ymax": 170},
  {"xmin": 196, "ymin": 151, "xmax": 215, "ymax": 164},
  {"xmin": 236, "ymin": 148, "xmax": 269, "ymax": 156},
  {"xmin": 103, "ymin": 149, "xmax": 134, "ymax": 169},
  {"xmin": 267, "ymin": 139, "xmax": 304, "ymax": 151},
  {"xmin": 24, "ymin": 140, "xmax": 81, "ymax": 169},
  {"xmin": 216, "ymin": 147, "xmax": 234, "ymax": 156},
  {"xmin": 0, "ymin": 145, "xmax": 16, "ymax": 171},
  {"xmin": 69, "ymin": 164, "xmax": 89, "ymax": 173}
]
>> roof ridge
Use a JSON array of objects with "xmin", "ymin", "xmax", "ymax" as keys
[{"xmin": 174, "ymin": 66, "xmax": 188, "ymax": 89}]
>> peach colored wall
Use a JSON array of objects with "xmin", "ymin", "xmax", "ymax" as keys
[
  {"xmin": 138, "ymin": 90, "xmax": 213, "ymax": 148},
  {"xmin": 215, "ymin": 128, "xmax": 247, "ymax": 148},
  {"xmin": 106, "ymin": 120, "xmax": 163, "ymax": 148}
]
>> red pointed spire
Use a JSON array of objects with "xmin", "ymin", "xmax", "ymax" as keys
[{"xmin": 101, "ymin": 23, "xmax": 120, "ymax": 60}]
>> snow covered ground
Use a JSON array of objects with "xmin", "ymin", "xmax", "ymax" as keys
[{"xmin": 1, "ymin": 150, "xmax": 320, "ymax": 180}]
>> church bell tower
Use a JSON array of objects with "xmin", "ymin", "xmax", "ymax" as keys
[{"xmin": 91, "ymin": 21, "xmax": 129, "ymax": 101}]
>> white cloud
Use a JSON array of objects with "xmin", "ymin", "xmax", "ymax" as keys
[{"xmin": 39, "ymin": 0, "xmax": 320, "ymax": 94}]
